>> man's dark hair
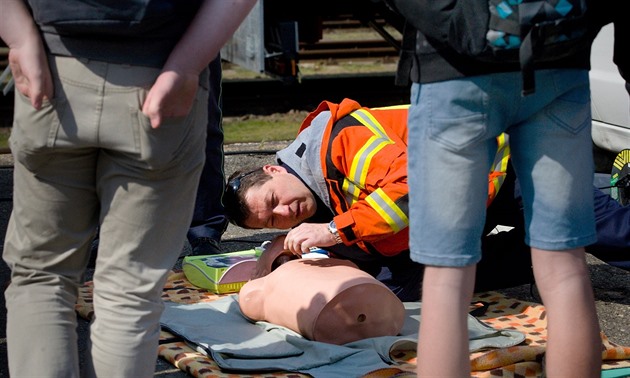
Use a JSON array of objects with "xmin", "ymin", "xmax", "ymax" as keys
[{"xmin": 223, "ymin": 166, "xmax": 272, "ymax": 229}]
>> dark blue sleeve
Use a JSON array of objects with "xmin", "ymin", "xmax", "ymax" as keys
[
  {"xmin": 587, "ymin": 186, "xmax": 630, "ymax": 261},
  {"xmin": 187, "ymin": 55, "xmax": 228, "ymax": 242}
]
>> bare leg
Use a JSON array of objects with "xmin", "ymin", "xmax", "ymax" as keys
[
  {"xmin": 417, "ymin": 264, "xmax": 476, "ymax": 377},
  {"xmin": 531, "ymin": 247, "xmax": 601, "ymax": 377}
]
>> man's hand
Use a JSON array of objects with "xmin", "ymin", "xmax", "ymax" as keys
[
  {"xmin": 140, "ymin": 0, "xmax": 256, "ymax": 129},
  {"xmin": 1, "ymin": 0, "xmax": 53, "ymax": 110},
  {"xmin": 142, "ymin": 69, "xmax": 198, "ymax": 129},
  {"xmin": 283, "ymin": 223, "xmax": 337, "ymax": 255},
  {"xmin": 7, "ymin": 36, "xmax": 53, "ymax": 110}
]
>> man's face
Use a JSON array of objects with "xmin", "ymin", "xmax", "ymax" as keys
[{"xmin": 243, "ymin": 165, "xmax": 317, "ymax": 229}]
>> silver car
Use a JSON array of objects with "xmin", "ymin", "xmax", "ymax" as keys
[{"xmin": 590, "ymin": 23, "xmax": 630, "ymax": 170}]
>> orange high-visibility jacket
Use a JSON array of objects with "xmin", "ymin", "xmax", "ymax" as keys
[{"xmin": 277, "ymin": 98, "xmax": 509, "ymax": 258}]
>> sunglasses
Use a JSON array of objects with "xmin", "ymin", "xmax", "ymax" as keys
[{"xmin": 225, "ymin": 169, "xmax": 259, "ymax": 198}]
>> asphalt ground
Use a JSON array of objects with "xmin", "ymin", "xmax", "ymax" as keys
[{"xmin": 0, "ymin": 141, "xmax": 629, "ymax": 377}]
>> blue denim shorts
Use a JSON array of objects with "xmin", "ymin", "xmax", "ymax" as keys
[{"xmin": 408, "ymin": 69, "xmax": 597, "ymax": 267}]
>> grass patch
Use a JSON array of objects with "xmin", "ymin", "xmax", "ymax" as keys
[
  {"xmin": 0, "ymin": 128, "xmax": 9, "ymax": 150},
  {"xmin": 223, "ymin": 111, "xmax": 308, "ymax": 144}
]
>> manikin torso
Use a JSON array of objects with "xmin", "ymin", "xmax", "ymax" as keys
[{"xmin": 238, "ymin": 257, "xmax": 406, "ymax": 345}]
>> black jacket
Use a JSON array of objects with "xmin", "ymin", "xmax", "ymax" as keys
[
  {"xmin": 26, "ymin": 0, "xmax": 203, "ymax": 68},
  {"xmin": 390, "ymin": 0, "xmax": 630, "ymax": 87}
]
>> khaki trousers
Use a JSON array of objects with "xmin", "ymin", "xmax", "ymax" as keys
[{"xmin": 3, "ymin": 55, "xmax": 207, "ymax": 377}]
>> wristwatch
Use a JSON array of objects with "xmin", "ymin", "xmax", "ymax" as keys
[{"xmin": 327, "ymin": 220, "xmax": 343, "ymax": 244}]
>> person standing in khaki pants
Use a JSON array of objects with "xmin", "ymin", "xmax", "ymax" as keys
[{"xmin": 0, "ymin": 0, "xmax": 256, "ymax": 377}]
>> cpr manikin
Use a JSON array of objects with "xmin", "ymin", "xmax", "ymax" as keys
[{"xmin": 238, "ymin": 252, "xmax": 406, "ymax": 345}]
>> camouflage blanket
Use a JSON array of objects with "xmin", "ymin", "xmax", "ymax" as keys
[{"xmin": 75, "ymin": 270, "xmax": 630, "ymax": 378}]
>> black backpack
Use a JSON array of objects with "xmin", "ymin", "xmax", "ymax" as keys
[{"xmin": 390, "ymin": 0, "xmax": 590, "ymax": 95}]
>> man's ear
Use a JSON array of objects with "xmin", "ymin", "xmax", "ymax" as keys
[{"xmin": 262, "ymin": 165, "xmax": 287, "ymax": 175}]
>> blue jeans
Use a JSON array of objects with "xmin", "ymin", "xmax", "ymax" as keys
[{"xmin": 408, "ymin": 69, "xmax": 597, "ymax": 267}]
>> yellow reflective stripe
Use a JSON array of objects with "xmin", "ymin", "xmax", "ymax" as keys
[
  {"xmin": 338, "ymin": 109, "xmax": 395, "ymax": 205},
  {"xmin": 348, "ymin": 135, "xmax": 380, "ymax": 189},
  {"xmin": 490, "ymin": 133, "xmax": 511, "ymax": 194},
  {"xmin": 339, "ymin": 109, "xmax": 399, "ymax": 209},
  {"xmin": 493, "ymin": 177, "xmax": 505, "ymax": 189},
  {"xmin": 371, "ymin": 104, "xmax": 411, "ymax": 110},
  {"xmin": 340, "ymin": 109, "xmax": 408, "ymax": 231},
  {"xmin": 494, "ymin": 133, "xmax": 510, "ymax": 173},
  {"xmin": 351, "ymin": 109, "xmax": 390, "ymax": 140},
  {"xmin": 343, "ymin": 177, "xmax": 361, "ymax": 204},
  {"xmin": 344, "ymin": 137, "xmax": 392, "ymax": 205},
  {"xmin": 365, "ymin": 188, "xmax": 408, "ymax": 232}
]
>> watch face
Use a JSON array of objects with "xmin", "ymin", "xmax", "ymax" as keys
[
  {"xmin": 328, "ymin": 220, "xmax": 342, "ymax": 244},
  {"xmin": 328, "ymin": 221, "xmax": 337, "ymax": 233}
]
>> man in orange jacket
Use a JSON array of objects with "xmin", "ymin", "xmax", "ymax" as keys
[{"xmin": 224, "ymin": 98, "xmax": 529, "ymax": 301}]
